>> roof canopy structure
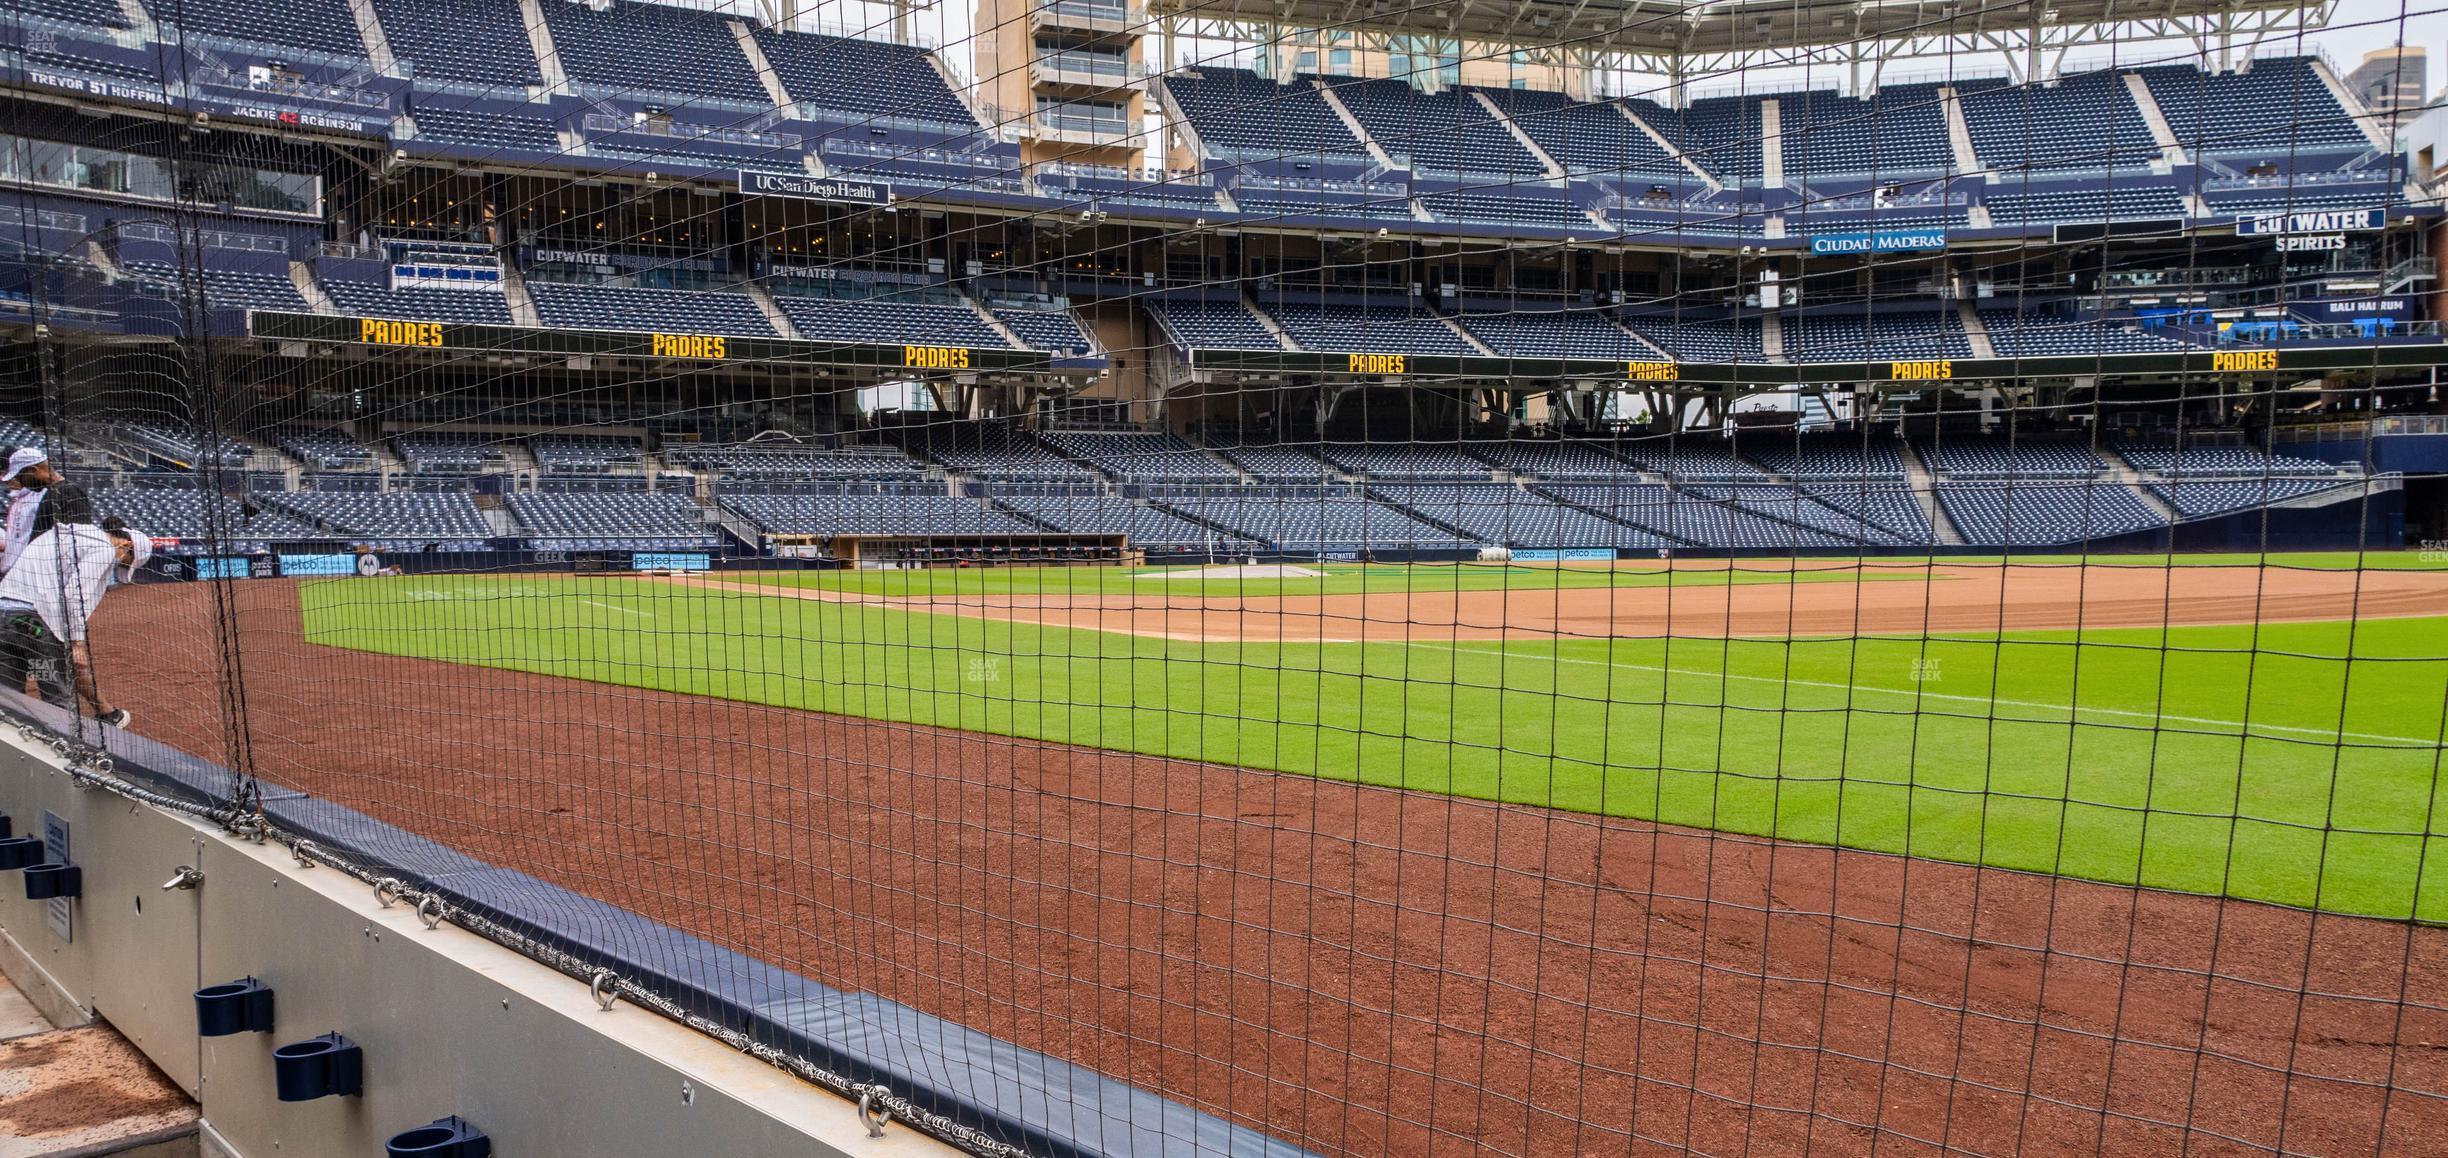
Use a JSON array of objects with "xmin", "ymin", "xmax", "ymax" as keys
[{"xmin": 1150, "ymin": 0, "xmax": 2340, "ymax": 81}]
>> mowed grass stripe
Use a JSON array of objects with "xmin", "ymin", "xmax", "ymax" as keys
[{"xmin": 302, "ymin": 575, "xmax": 2448, "ymax": 921}]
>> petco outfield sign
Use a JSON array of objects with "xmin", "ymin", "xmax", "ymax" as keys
[
  {"xmin": 2235, "ymin": 208, "xmax": 2385, "ymax": 236},
  {"xmin": 1808, "ymin": 228, "xmax": 1949, "ymax": 256},
  {"xmin": 739, "ymin": 171, "xmax": 891, "ymax": 206}
]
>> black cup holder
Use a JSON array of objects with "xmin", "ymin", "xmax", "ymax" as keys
[
  {"xmin": 194, "ymin": 977, "xmax": 276, "ymax": 1037},
  {"xmin": 272, "ymin": 1033, "xmax": 362, "ymax": 1102},
  {"xmin": 385, "ymin": 1116, "xmax": 491, "ymax": 1157},
  {"xmin": 22, "ymin": 862, "xmax": 78, "ymax": 900}
]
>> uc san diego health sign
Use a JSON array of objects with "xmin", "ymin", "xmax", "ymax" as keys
[
  {"xmin": 1808, "ymin": 228, "xmax": 1949, "ymax": 256},
  {"xmin": 739, "ymin": 170, "xmax": 892, "ymax": 206}
]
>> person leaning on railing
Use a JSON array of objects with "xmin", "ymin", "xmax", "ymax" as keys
[{"xmin": 0, "ymin": 517, "xmax": 151, "ymax": 727}]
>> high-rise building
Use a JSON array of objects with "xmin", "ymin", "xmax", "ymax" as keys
[{"xmin": 2345, "ymin": 46, "xmax": 2427, "ymax": 119}]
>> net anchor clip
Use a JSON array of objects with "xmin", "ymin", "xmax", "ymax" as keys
[
  {"xmin": 373, "ymin": 878, "xmax": 405, "ymax": 909},
  {"xmin": 589, "ymin": 970, "xmax": 619, "ymax": 1011},
  {"xmin": 855, "ymin": 1087, "xmax": 892, "ymax": 1137},
  {"xmin": 414, "ymin": 895, "xmax": 445, "ymax": 929}
]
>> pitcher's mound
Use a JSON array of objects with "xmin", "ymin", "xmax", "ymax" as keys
[{"xmin": 1137, "ymin": 564, "xmax": 1328, "ymax": 580}]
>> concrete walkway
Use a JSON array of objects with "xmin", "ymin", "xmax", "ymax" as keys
[{"xmin": 0, "ymin": 969, "xmax": 200, "ymax": 1158}]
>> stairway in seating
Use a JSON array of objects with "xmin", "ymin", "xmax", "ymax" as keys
[{"xmin": 1896, "ymin": 438, "xmax": 1965, "ymax": 545}]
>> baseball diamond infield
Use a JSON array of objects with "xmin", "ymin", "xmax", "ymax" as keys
[{"xmin": 93, "ymin": 560, "xmax": 2448, "ymax": 1155}]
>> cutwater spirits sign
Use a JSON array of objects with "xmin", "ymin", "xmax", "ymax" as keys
[
  {"xmin": 2236, "ymin": 208, "xmax": 2384, "ymax": 236},
  {"xmin": 739, "ymin": 171, "xmax": 891, "ymax": 206}
]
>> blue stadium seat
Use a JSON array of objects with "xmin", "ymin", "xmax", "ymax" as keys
[
  {"xmin": 1324, "ymin": 76, "xmax": 1543, "ymax": 177},
  {"xmin": 506, "ymin": 491, "xmax": 715, "ymax": 550},
  {"xmin": 1159, "ymin": 68, "xmax": 1371, "ymax": 163},
  {"xmin": 375, "ymin": 0, "xmax": 538, "ymax": 86},
  {"xmin": 539, "ymin": 0, "xmax": 767, "ymax": 106},
  {"xmin": 1032, "ymin": 431, "xmax": 1238, "ymax": 482},
  {"xmin": 1150, "ymin": 299, "xmax": 1283, "ymax": 351},
  {"xmin": 530, "ymin": 283, "xmax": 777, "ymax": 337}
]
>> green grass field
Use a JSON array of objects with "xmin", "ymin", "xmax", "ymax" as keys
[{"xmin": 302, "ymin": 568, "xmax": 2448, "ymax": 921}]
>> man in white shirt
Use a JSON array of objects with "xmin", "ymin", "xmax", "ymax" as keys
[{"xmin": 0, "ymin": 518, "xmax": 151, "ymax": 725}]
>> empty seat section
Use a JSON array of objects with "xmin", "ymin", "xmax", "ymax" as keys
[
  {"xmin": 1959, "ymin": 72, "xmax": 2157, "ymax": 171},
  {"xmin": 1311, "ymin": 442, "xmax": 1487, "ymax": 479},
  {"xmin": 1738, "ymin": 435, "xmax": 1907, "ymax": 481},
  {"xmin": 1777, "ymin": 83, "xmax": 1956, "ymax": 180},
  {"xmin": 530, "ymin": 283, "xmax": 777, "ymax": 336},
  {"xmin": 2151, "ymin": 477, "xmax": 2363, "ymax": 517},
  {"xmin": 1684, "ymin": 484, "xmax": 1908, "ymax": 545},
  {"xmin": 272, "ymin": 426, "xmax": 374, "ymax": 470},
  {"xmin": 374, "ymin": 0, "xmax": 537, "ymax": 85},
  {"xmin": 1370, "ymin": 483, "xmax": 1663, "ymax": 548},
  {"xmin": 1540, "ymin": 483, "xmax": 1850, "ymax": 548},
  {"xmin": 671, "ymin": 444, "xmax": 926, "ymax": 480},
  {"xmin": 1210, "ymin": 443, "xmax": 1333, "ymax": 483},
  {"xmin": 1615, "ymin": 316, "xmax": 1764, "ymax": 362},
  {"xmin": 1151, "ymin": 299, "xmax": 1282, "ymax": 351},
  {"xmin": 322, "ymin": 278, "xmax": 514, "ymax": 324},
  {"xmin": 96, "ymin": 482, "xmax": 319, "ymax": 543},
  {"xmin": 1458, "ymin": 307, "xmax": 1660, "ymax": 360},
  {"xmin": 1325, "ymin": 77, "xmax": 1542, "ymax": 176},
  {"xmin": 720, "ymin": 486, "xmax": 1043, "ymax": 536},
  {"xmin": 411, "ymin": 108, "xmax": 559, "ymax": 153},
  {"xmin": 531, "ymin": 435, "xmax": 640, "ymax": 474},
  {"xmin": 1474, "ymin": 88, "xmax": 1683, "ymax": 179},
  {"xmin": 2140, "ymin": 58, "xmax": 2369, "ymax": 163},
  {"xmin": 1033, "ymin": 431, "xmax": 1237, "ymax": 482},
  {"xmin": 773, "ymin": 296, "xmax": 1006, "ymax": 347},
  {"xmin": 1265, "ymin": 302, "xmax": 1475, "ymax": 355},
  {"xmin": 752, "ymin": 27, "xmax": 979, "ymax": 130},
  {"xmin": 506, "ymin": 491, "xmax": 713, "ymax": 548},
  {"xmin": 1982, "ymin": 184, "xmax": 2186, "ymax": 225},
  {"xmin": 1145, "ymin": 487, "xmax": 1467, "ymax": 550},
  {"xmin": 1461, "ymin": 439, "xmax": 1634, "ymax": 480},
  {"xmin": 265, "ymin": 490, "xmax": 494, "ymax": 542},
  {"xmin": 1159, "ymin": 68, "xmax": 1370, "ymax": 161},
  {"xmin": 993, "ymin": 307, "xmax": 1094, "ymax": 355},
  {"xmin": 394, "ymin": 431, "xmax": 509, "ymax": 474},
  {"xmin": 903, "ymin": 425, "xmax": 1098, "ymax": 481},
  {"xmin": 1934, "ymin": 482, "xmax": 2164, "ymax": 545},
  {"xmin": 2114, "ymin": 442, "xmax": 2340, "ymax": 476},
  {"xmin": 987, "ymin": 492, "xmax": 1245, "ymax": 547},
  {"xmin": 121, "ymin": 261, "xmax": 308, "ymax": 312},
  {"xmin": 165, "ymin": 0, "xmax": 367, "ymax": 57},
  {"xmin": 540, "ymin": 0, "xmax": 766, "ymax": 105},
  {"xmin": 1916, "ymin": 436, "xmax": 2107, "ymax": 479},
  {"xmin": 1419, "ymin": 191, "xmax": 1589, "ymax": 230},
  {"xmin": 1979, "ymin": 309, "xmax": 2197, "ymax": 355},
  {"xmin": 1784, "ymin": 311, "xmax": 1971, "ymax": 362}
]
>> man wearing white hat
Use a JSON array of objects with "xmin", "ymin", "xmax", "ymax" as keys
[
  {"xmin": 0, "ymin": 447, "xmax": 94, "ymax": 577},
  {"xmin": 0, "ymin": 517, "xmax": 151, "ymax": 725}
]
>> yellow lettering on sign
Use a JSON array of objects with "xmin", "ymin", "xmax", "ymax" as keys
[
  {"xmin": 902, "ymin": 345, "xmax": 972, "ymax": 369},
  {"xmin": 652, "ymin": 333, "xmax": 728, "ymax": 360},
  {"xmin": 357, "ymin": 318, "xmax": 444, "ymax": 347},
  {"xmin": 1345, "ymin": 353, "xmax": 1407, "ymax": 374},
  {"xmin": 1890, "ymin": 360, "xmax": 1954, "ymax": 380},
  {"xmin": 2212, "ymin": 349, "xmax": 2279, "ymax": 372},
  {"xmin": 1625, "ymin": 359, "xmax": 1678, "ymax": 381}
]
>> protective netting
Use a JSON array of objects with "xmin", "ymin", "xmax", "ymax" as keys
[{"xmin": 3, "ymin": 0, "xmax": 2446, "ymax": 1152}]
